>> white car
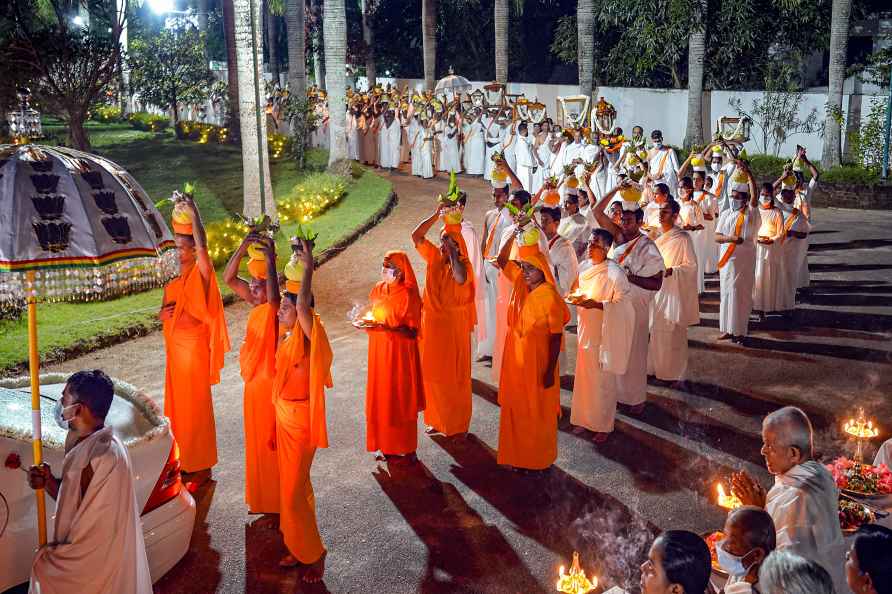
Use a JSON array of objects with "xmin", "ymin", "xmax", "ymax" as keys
[{"xmin": 0, "ymin": 373, "xmax": 196, "ymax": 592}]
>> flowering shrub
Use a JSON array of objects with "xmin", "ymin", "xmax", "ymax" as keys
[
  {"xmin": 204, "ymin": 219, "xmax": 250, "ymax": 266},
  {"xmin": 91, "ymin": 105, "xmax": 123, "ymax": 123},
  {"xmin": 127, "ymin": 111, "xmax": 170, "ymax": 132}
]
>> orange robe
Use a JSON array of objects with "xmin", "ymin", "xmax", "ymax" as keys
[
  {"xmin": 162, "ymin": 264, "xmax": 230, "ymax": 473},
  {"xmin": 365, "ymin": 252, "xmax": 425, "ymax": 455},
  {"xmin": 416, "ymin": 234, "xmax": 475, "ymax": 436},
  {"xmin": 497, "ymin": 260, "xmax": 569, "ymax": 470},
  {"xmin": 274, "ymin": 311, "xmax": 332, "ymax": 564},
  {"xmin": 240, "ymin": 302, "xmax": 280, "ymax": 513}
]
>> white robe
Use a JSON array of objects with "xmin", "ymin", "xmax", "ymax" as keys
[
  {"xmin": 874, "ymin": 438, "xmax": 892, "ymax": 467},
  {"xmin": 514, "ymin": 135, "xmax": 537, "ymax": 192},
  {"xmin": 716, "ymin": 207, "xmax": 759, "ymax": 336},
  {"xmin": 547, "ymin": 233, "xmax": 579, "ymax": 352},
  {"xmin": 409, "ymin": 121, "xmax": 423, "ymax": 176},
  {"xmin": 570, "ymin": 259, "xmax": 635, "ymax": 433},
  {"xmin": 766, "ymin": 461, "xmax": 849, "ymax": 594},
  {"xmin": 779, "ymin": 202, "xmax": 811, "ymax": 310},
  {"xmin": 679, "ymin": 200, "xmax": 706, "ymax": 293},
  {"xmin": 441, "ymin": 123, "xmax": 462, "ymax": 173},
  {"xmin": 478, "ymin": 208, "xmax": 512, "ymax": 358},
  {"xmin": 753, "ymin": 205, "xmax": 787, "ymax": 313},
  {"xmin": 463, "ymin": 120, "xmax": 486, "ymax": 175},
  {"xmin": 417, "ymin": 125, "xmax": 434, "ymax": 179},
  {"xmin": 647, "ymin": 147, "xmax": 679, "ymax": 189},
  {"xmin": 648, "ymin": 228, "xmax": 699, "ymax": 381},
  {"xmin": 30, "ymin": 428, "xmax": 152, "ymax": 594},
  {"xmin": 695, "ymin": 190, "xmax": 719, "ymax": 274},
  {"xmin": 794, "ymin": 178, "xmax": 817, "ymax": 289},
  {"xmin": 378, "ymin": 119, "xmax": 402, "ymax": 169},
  {"xmin": 604, "ymin": 234, "xmax": 665, "ymax": 406},
  {"xmin": 347, "ymin": 113, "xmax": 359, "ymax": 161},
  {"xmin": 461, "ymin": 219, "xmax": 486, "ymax": 351},
  {"xmin": 483, "ymin": 122, "xmax": 504, "ymax": 181}
]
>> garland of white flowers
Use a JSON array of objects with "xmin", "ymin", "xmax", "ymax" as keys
[{"xmin": 0, "ymin": 373, "xmax": 168, "ymax": 448}]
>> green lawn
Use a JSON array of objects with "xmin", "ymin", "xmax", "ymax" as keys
[{"xmin": 1, "ymin": 124, "xmax": 393, "ymax": 373}]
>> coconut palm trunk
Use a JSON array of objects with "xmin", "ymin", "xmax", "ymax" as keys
[
  {"xmin": 223, "ymin": 0, "xmax": 241, "ymax": 139},
  {"xmin": 822, "ymin": 0, "xmax": 851, "ymax": 168},
  {"xmin": 266, "ymin": 7, "xmax": 280, "ymax": 83},
  {"xmin": 494, "ymin": 0, "xmax": 508, "ymax": 83},
  {"xmin": 311, "ymin": 0, "xmax": 325, "ymax": 89},
  {"xmin": 285, "ymin": 0, "xmax": 307, "ymax": 98},
  {"xmin": 361, "ymin": 0, "xmax": 376, "ymax": 88},
  {"xmin": 577, "ymin": 0, "xmax": 594, "ymax": 98},
  {"xmin": 234, "ymin": 0, "xmax": 276, "ymax": 218},
  {"xmin": 324, "ymin": 0, "xmax": 348, "ymax": 166},
  {"xmin": 684, "ymin": 4, "xmax": 706, "ymax": 148},
  {"xmin": 422, "ymin": 0, "xmax": 437, "ymax": 90}
]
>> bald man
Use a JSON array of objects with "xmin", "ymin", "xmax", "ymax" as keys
[
  {"xmin": 731, "ymin": 406, "xmax": 849, "ymax": 594},
  {"xmin": 717, "ymin": 506, "xmax": 776, "ymax": 593}
]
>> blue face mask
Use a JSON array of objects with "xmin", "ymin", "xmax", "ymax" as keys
[
  {"xmin": 53, "ymin": 400, "xmax": 78, "ymax": 431},
  {"xmin": 716, "ymin": 539, "xmax": 755, "ymax": 577}
]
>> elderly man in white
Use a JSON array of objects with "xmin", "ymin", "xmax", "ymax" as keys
[{"xmin": 732, "ymin": 406, "xmax": 850, "ymax": 594}]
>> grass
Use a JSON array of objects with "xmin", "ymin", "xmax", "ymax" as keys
[{"xmin": 0, "ymin": 124, "xmax": 392, "ymax": 373}]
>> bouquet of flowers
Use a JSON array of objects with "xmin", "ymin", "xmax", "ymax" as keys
[{"xmin": 827, "ymin": 457, "xmax": 892, "ymax": 495}]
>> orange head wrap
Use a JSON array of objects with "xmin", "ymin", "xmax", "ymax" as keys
[
  {"xmin": 247, "ymin": 258, "xmax": 268, "ymax": 280},
  {"xmin": 384, "ymin": 250, "xmax": 420, "ymax": 295}
]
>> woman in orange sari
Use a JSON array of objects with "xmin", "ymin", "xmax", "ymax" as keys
[
  {"xmin": 495, "ymin": 225, "xmax": 569, "ymax": 471},
  {"xmin": 271, "ymin": 238, "xmax": 332, "ymax": 582},
  {"xmin": 223, "ymin": 232, "xmax": 280, "ymax": 514},
  {"xmin": 364, "ymin": 251, "xmax": 425, "ymax": 461},
  {"xmin": 411, "ymin": 204, "xmax": 476, "ymax": 437},
  {"xmin": 160, "ymin": 193, "xmax": 229, "ymax": 476}
]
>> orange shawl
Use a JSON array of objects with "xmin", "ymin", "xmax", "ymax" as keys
[
  {"xmin": 162, "ymin": 263, "xmax": 230, "ymax": 385},
  {"xmin": 370, "ymin": 251, "xmax": 422, "ymax": 329},
  {"xmin": 718, "ymin": 210, "xmax": 746, "ymax": 269},
  {"xmin": 506, "ymin": 243, "xmax": 563, "ymax": 328},
  {"xmin": 273, "ymin": 311, "xmax": 333, "ymax": 449},
  {"xmin": 239, "ymin": 302, "xmax": 277, "ymax": 383}
]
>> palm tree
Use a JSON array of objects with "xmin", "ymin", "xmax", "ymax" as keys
[
  {"xmin": 422, "ymin": 0, "xmax": 437, "ymax": 90},
  {"xmin": 361, "ymin": 0, "xmax": 376, "ymax": 88},
  {"xmin": 266, "ymin": 5, "xmax": 280, "ymax": 83},
  {"xmin": 822, "ymin": 0, "xmax": 851, "ymax": 168},
  {"xmin": 494, "ymin": 0, "xmax": 508, "ymax": 83},
  {"xmin": 577, "ymin": 0, "xmax": 594, "ymax": 98},
  {"xmin": 684, "ymin": 1, "xmax": 706, "ymax": 148},
  {"xmin": 234, "ymin": 0, "xmax": 276, "ymax": 217},
  {"xmin": 222, "ymin": 0, "xmax": 241, "ymax": 139},
  {"xmin": 285, "ymin": 0, "xmax": 307, "ymax": 98},
  {"xmin": 311, "ymin": 0, "xmax": 325, "ymax": 89},
  {"xmin": 324, "ymin": 0, "xmax": 348, "ymax": 166}
]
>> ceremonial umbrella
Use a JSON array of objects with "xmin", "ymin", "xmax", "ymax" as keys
[
  {"xmin": 435, "ymin": 69, "xmax": 472, "ymax": 98},
  {"xmin": 0, "ymin": 144, "xmax": 177, "ymax": 544}
]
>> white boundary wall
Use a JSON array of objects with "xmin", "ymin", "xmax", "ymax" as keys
[{"xmin": 356, "ymin": 76, "xmax": 876, "ymax": 161}]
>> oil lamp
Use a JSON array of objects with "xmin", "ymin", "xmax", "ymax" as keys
[
  {"xmin": 556, "ymin": 552, "xmax": 597, "ymax": 594},
  {"xmin": 715, "ymin": 483, "xmax": 742, "ymax": 510},
  {"xmin": 844, "ymin": 408, "xmax": 879, "ymax": 462}
]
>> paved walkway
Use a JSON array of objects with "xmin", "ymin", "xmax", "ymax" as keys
[{"xmin": 45, "ymin": 169, "xmax": 892, "ymax": 593}]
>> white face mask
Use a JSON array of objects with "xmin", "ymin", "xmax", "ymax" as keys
[
  {"xmin": 54, "ymin": 401, "xmax": 77, "ymax": 431},
  {"xmin": 382, "ymin": 267, "xmax": 397, "ymax": 284},
  {"xmin": 731, "ymin": 198, "xmax": 747, "ymax": 211},
  {"xmin": 716, "ymin": 539, "xmax": 756, "ymax": 578},
  {"xmin": 653, "ymin": 141, "xmax": 663, "ymax": 149},
  {"xmin": 760, "ymin": 195, "xmax": 773, "ymax": 205},
  {"xmin": 711, "ymin": 162, "xmax": 721, "ymax": 173}
]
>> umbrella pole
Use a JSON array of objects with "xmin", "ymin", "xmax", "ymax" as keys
[{"xmin": 27, "ymin": 271, "xmax": 47, "ymax": 546}]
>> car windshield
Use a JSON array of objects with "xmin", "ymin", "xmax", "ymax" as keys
[{"xmin": 0, "ymin": 381, "xmax": 158, "ymax": 449}]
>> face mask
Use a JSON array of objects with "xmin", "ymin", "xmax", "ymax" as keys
[
  {"xmin": 54, "ymin": 401, "xmax": 77, "ymax": 431},
  {"xmin": 653, "ymin": 141, "xmax": 663, "ymax": 149},
  {"xmin": 711, "ymin": 162, "xmax": 721, "ymax": 173},
  {"xmin": 760, "ymin": 195, "xmax": 773, "ymax": 205},
  {"xmin": 731, "ymin": 198, "xmax": 746, "ymax": 211},
  {"xmin": 716, "ymin": 539, "xmax": 755, "ymax": 578},
  {"xmin": 382, "ymin": 267, "xmax": 397, "ymax": 284}
]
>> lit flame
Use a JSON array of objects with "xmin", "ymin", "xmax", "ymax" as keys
[
  {"xmin": 716, "ymin": 483, "xmax": 742, "ymax": 510},
  {"xmin": 844, "ymin": 409, "xmax": 879, "ymax": 439},
  {"xmin": 556, "ymin": 552, "xmax": 597, "ymax": 594}
]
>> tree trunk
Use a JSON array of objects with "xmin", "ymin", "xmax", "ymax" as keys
[
  {"xmin": 577, "ymin": 0, "xmax": 594, "ymax": 98},
  {"xmin": 68, "ymin": 111, "xmax": 91, "ymax": 151},
  {"xmin": 422, "ymin": 0, "xmax": 437, "ymax": 91},
  {"xmin": 234, "ymin": 0, "xmax": 276, "ymax": 218},
  {"xmin": 684, "ymin": 7, "xmax": 706, "ymax": 149},
  {"xmin": 361, "ymin": 0, "xmax": 376, "ymax": 88},
  {"xmin": 311, "ymin": 0, "xmax": 325, "ymax": 89},
  {"xmin": 285, "ymin": 0, "xmax": 307, "ymax": 98},
  {"xmin": 822, "ymin": 0, "xmax": 851, "ymax": 168},
  {"xmin": 197, "ymin": 0, "xmax": 209, "ymax": 34},
  {"xmin": 266, "ymin": 9, "xmax": 280, "ymax": 83},
  {"xmin": 324, "ymin": 0, "xmax": 348, "ymax": 166},
  {"xmin": 223, "ymin": 0, "xmax": 241, "ymax": 139},
  {"xmin": 494, "ymin": 0, "xmax": 508, "ymax": 83}
]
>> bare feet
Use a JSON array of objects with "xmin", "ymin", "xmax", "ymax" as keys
[
  {"xmin": 592, "ymin": 432, "xmax": 609, "ymax": 443},
  {"xmin": 717, "ymin": 333, "xmax": 732, "ymax": 341},
  {"xmin": 475, "ymin": 354, "xmax": 492, "ymax": 363},
  {"xmin": 425, "ymin": 426, "xmax": 440, "ymax": 435},
  {"xmin": 278, "ymin": 554, "xmax": 299, "ymax": 568},
  {"xmin": 303, "ymin": 551, "xmax": 326, "ymax": 583}
]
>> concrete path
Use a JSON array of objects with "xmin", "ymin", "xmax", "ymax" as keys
[{"xmin": 42, "ymin": 169, "xmax": 892, "ymax": 593}]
